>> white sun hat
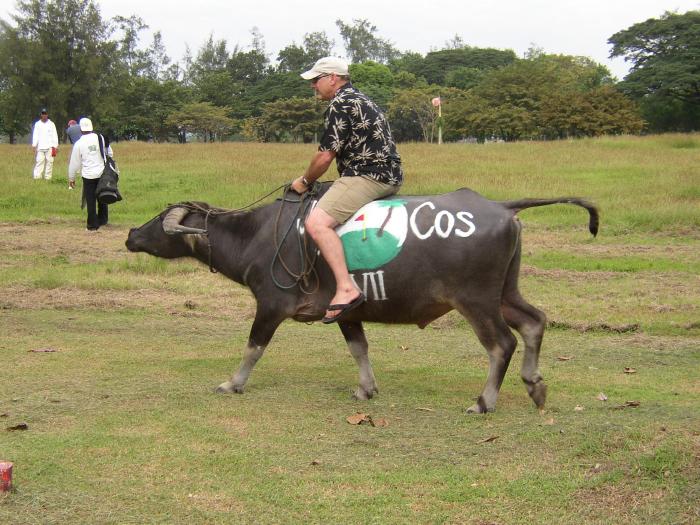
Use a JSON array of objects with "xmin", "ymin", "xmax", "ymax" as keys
[
  {"xmin": 79, "ymin": 118, "xmax": 93, "ymax": 132},
  {"xmin": 300, "ymin": 56, "xmax": 350, "ymax": 80}
]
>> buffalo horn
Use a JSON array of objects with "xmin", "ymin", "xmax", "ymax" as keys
[{"xmin": 162, "ymin": 207, "xmax": 207, "ymax": 235}]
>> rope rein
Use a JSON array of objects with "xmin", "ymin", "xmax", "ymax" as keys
[
  {"xmin": 270, "ymin": 183, "xmax": 322, "ymax": 294},
  {"xmin": 164, "ymin": 182, "xmax": 322, "ymax": 288}
]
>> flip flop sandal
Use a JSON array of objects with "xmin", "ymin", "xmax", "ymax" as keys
[{"xmin": 321, "ymin": 293, "xmax": 366, "ymax": 324}]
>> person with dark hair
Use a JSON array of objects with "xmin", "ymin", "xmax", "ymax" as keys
[
  {"xmin": 291, "ymin": 57, "xmax": 403, "ymax": 323},
  {"xmin": 68, "ymin": 118, "xmax": 114, "ymax": 232},
  {"xmin": 31, "ymin": 109, "xmax": 58, "ymax": 180}
]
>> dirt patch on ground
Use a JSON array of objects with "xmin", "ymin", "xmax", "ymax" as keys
[
  {"xmin": 0, "ymin": 282, "xmax": 256, "ymax": 320},
  {"xmin": 1, "ymin": 223, "xmax": 697, "ymax": 331},
  {"xmin": 522, "ymin": 228, "xmax": 700, "ymax": 260},
  {"xmin": 0, "ymin": 222, "xmax": 128, "ymax": 264},
  {"xmin": 0, "ymin": 222, "xmax": 256, "ymax": 317}
]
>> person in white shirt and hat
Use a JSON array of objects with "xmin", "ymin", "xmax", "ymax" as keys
[
  {"xmin": 31, "ymin": 108, "xmax": 59, "ymax": 180},
  {"xmin": 68, "ymin": 118, "xmax": 114, "ymax": 232}
]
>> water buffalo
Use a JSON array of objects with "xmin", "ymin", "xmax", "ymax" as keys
[{"xmin": 126, "ymin": 185, "xmax": 598, "ymax": 413}]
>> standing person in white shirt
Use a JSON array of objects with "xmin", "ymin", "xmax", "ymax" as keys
[
  {"xmin": 31, "ymin": 109, "xmax": 59, "ymax": 180},
  {"xmin": 68, "ymin": 118, "xmax": 113, "ymax": 232}
]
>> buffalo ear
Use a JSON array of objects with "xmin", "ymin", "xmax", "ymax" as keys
[{"xmin": 162, "ymin": 207, "xmax": 207, "ymax": 235}]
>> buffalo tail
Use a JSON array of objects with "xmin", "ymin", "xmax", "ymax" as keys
[{"xmin": 499, "ymin": 197, "xmax": 599, "ymax": 237}]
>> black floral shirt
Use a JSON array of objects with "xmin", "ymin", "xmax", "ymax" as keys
[{"xmin": 319, "ymin": 83, "xmax": 402, "ymax": 186}]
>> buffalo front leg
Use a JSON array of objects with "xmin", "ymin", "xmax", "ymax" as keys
[
  {"xmin": 216, "ymin": 309, "xmax": 284, "ymax": 394},
  {"xmin": 338, "ymin": 321, "xmax": 378, "ymax": 400}
]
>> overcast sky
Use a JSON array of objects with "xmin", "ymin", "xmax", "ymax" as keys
[{"xmin": 1, "ymin": 0, "xmax": 698, "ymax": 79}]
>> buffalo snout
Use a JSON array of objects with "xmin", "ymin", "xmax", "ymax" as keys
[{"xmin": 125, "ymin": 228, "xmax": 141, "ymax": 252}]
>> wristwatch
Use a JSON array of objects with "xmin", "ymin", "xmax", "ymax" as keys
[{"xmin": 302, "ymin": 176, "xmax": 311, "ymax": 186}]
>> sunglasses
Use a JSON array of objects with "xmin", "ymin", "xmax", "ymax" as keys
[{"xmin": 311, "ymin": 73, "xmax": 331, "ymax": 84}]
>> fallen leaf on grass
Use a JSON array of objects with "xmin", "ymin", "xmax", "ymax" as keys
[
  {"xmin": 346, "ymin": 413, "xmax": 388, "ymax": 427},
  {"xmin": 624, "ymin": 367, "xmax": 637, "ymax": 374},
  {"xmin": 6, "ymin": 423, "xmax": 28, "ymax": 431},
  {"xmin": 574, "ymin": 405, "xmax": 585, "ymax": 411},
  {"xmin": 557, "ymin": 356, "xmax": 574, "ymax": 361},
  {"xmin": 310, "ymin": 460, "xmax": 321, "ymax": 466},
  {"xmin": 398, "ymin": 345, "xmax": 409, "ymax": 351},
  {"xmin": 347, "ymin": 413, "xmax": 370, "ymax": 425},
  {"xmin": 415, "ymin": 407, "xmax": 434, "ymax": 412},
  {"xmin": 612, "ymin": 401, "xmax": 641, "ymax": 410},
  {"xmin": 477, "ymin": 435, "xmax": 499, "ymax": 444},
  {"xmin": 596, "ymin": 392, "xmax": 608, "ymax": 402},
  {"xmin": 28, "ymin": 347, "xmax": 59, "ymax": 353},
  {"xmin": 590, "ymin": 463, "xmax": 602, "ymax": 474}
]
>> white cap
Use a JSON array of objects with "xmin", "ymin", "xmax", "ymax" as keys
[
  {"xmin": 300, "ymin": 56, "xmax": 350, "ymax": 80},
  {"xmin": 79, "ymin": 118, "xmax": 93, "ymax": 132}
]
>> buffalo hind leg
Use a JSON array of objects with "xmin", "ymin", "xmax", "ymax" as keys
[
  {"xmin": 456, "ymin": 301, "xmax": 517, "ymax": 413},
  {"xmin": 338, "ymin": 321, "xmax": 378, "ymax": 400},
  {"xmin": 502, "ymin": 294, "xmax": 547, "ymax": 409},
  {"xmin": 216, "ymin": 308, "xmax": 285, "ymax": 394},
  {"xmin": 500, "ymin": 242, "xmax": 548, "ymax": 409}
]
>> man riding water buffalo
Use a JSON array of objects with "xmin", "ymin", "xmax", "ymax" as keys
[
  {"xmin": 291, "ymin": 57, "xmax": 403, "ymax": 324},
  {"xmin": 125, "ymin": 57, "xmax": 600, "ymax": 414}
]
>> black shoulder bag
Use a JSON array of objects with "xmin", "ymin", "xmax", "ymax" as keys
[{"xmin": 96, "ymin": 134, "xmax": 122, "ymax": 204}]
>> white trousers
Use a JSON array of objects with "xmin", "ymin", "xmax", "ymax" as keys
[{"xmin": 33, "ymin": 149, "xmax": 54, "ymax": 180}]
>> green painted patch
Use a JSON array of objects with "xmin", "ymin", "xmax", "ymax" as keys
[{"xmin": 341, "ymin": 229, "xmax": 402, "ymax": 271}]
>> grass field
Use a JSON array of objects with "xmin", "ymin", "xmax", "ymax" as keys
[{"xmin": 1, "ymin": 136, "xmax": 699, "ymax": 524}]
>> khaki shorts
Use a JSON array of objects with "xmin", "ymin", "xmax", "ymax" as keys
[{"xmin": 317, "ymin": 176, "xmax": 400, "ymax": 224}]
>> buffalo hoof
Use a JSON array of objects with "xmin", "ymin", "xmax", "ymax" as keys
[
  {"xmin": 526, "ymin": 380, "xmax": 547, "ymax": 409},
  {"xmin": 215, "ymin": 381, "xmax": 245, "ymax": 394},
  {"xmin": 352, "ymin": 385, "xmax": 378, "ymax": 401},
  {"xmin": 466, "ymin": 397, "xmax": 493, "ymax": 414}
]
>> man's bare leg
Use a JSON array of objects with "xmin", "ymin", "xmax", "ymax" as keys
[{"xmin": 305, "ymin": 207, "xmax": 361, "ymax": 320}]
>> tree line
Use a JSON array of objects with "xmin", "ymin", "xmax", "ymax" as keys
[{"xmin": 0, "ymin": 1, "xmax": 697, "ymax": 144}]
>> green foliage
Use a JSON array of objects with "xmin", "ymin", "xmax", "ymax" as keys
[
  {"xmin": 418, "ymin": 47, "xmax": 518, "ymax": 85},
  {"xmin": 609, "ymin": 10, "xmax": 700, "ymax": 132},
  {"xmin": 0, "ymin": 0, "xmax": 114, "ymax": 140},
  {"xmin": 276, "ymin": 43, "xmax": 309, "ymax": 73},
  {"xmin": 193, "ymin": 70, "xmax": 238, "ymax": 108},
  {"xmin": 277, "ymin": 32, "xmax": 335, "ymax": 73},
  {"xmin": 231, "ymin": 71, "xmax": 311, "ymax": 120},
  {"xmin": 446, "ymin": 55, "xmax": 643, "ymax": 141},
  {"xmin": 336, "ymin": 18, "xmax": 399, "ymax": 63},
  {"xmin": 227, "ymin": 47, "xmax": 269, "ymax": 85},
  {"xmin": 165, "ymin": 101, "xmax": 236, "ymax": 141},
  {"xmin": 302, "ymin": 31, "xmax": 335, "ymax": 62},
  {"xmin": 349, "ymin": 61, "xmax": 394, "ymax": 109},
  {"xmin": 388, "ymin": 86, "xmax": 451, "ymax": 142},
  {"xmin": 444, "ymin": 66, "xmax": 485, "ymax": 90},
  {"xmin": 257, "ymin": 96, "xmax": 323, "ymax": 142},
  {"xmin": 0, "ymin": 8, "xmax": 648, "ymax": 144},
  {"xmin": 108, "ymin": 78, "xmax": 192, "ymax": 141}
]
